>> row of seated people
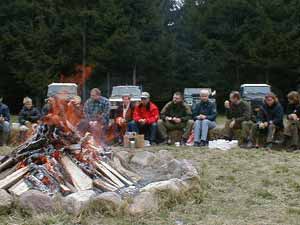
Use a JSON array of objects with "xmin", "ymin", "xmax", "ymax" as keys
[
  {"xmin": 223, "ymin": 90, "xmax": 300, "ymax": 151},
  {"xmin": 113, "ymin": 90, "xmax": 300, "ymax": 151},
  {"xmin": 0, "ymin": 88, "xmax": 299, "ymax": 151}
]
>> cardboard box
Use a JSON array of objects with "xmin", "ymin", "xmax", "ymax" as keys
[{"xmin": 123, "ymin": 133, "xmax": 144, "ymax": 148}]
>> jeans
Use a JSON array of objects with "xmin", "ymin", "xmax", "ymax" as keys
[
  {"xmin": 194, "ymin": 119, "xmax": 216, "ymax": 142},
  {"xmin": 128, "ymin": 121, "xmax": 158, "ymax": 142}
]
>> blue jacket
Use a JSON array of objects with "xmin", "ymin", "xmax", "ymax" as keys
[
  {"xmin": 19, "ymin": 106, "xmax": 41, "ymax": 125},
  {"xmin": 0, "ymin": 103, "xmax": 10, "ymax": 122},
  {"xmin": 192, "ymin": 101, "xmax": 217, "ymax": 121}
]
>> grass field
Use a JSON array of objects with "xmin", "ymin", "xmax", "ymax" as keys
[{"xmin": 0, "ymin": 145, "xmax": 300, "ymax": 225}]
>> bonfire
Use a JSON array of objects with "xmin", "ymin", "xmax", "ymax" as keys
[{"xmin": 0, "ymin": 98, "xmax": 137, "ymax": 197}]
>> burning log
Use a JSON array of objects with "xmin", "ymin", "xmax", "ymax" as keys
[
  {"xmin": 9, "ymin": 179, "xmax": 30, "ymax": 196},
  {"xmin": 0, "ymin": 157, "xmax": 17, "ymax": 173},
  {"xmin": 61, "ymin": 156, "xmax": 93, "ymax": 191},
  {"xmin": 94, "ymin": 162, "xmax": 125, "ymax": 188},
  {"xmin": 0, "ymin": 164, "xmax": 18, "ymax": 180},
  {"xmin": 99, "ymin": 161, "xmax": 134, "ymax": 186},
  {"xmin": 0, "ymin": 166, "xmax": 29, "ymax": 189},
  {"xmin": 93, "ymin": 179, "xmax": 118, "ymax": 192},
  {"xmin": 111, "ymin": 157, "xmax": 142, "ymax": 183},
  {"xmin": 59, "ymin": 184, "xmax": 73, "ymax": 195}
]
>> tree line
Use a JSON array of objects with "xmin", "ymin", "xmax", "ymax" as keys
[{"xmin": 1, "ymin": 0, "xmax": 300, "ymax": 113}]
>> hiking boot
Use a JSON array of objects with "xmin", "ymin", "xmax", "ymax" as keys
[
  {"xmin": 194, "ymin": 142, "xmax": 201, "ymax": 147},
  {"xmin": 199, "ymin": 140, "xmax": 208, "ymax": 147},
  {"xmin": 180, "ymin": 138, "xmax": 187, "ymax": 146}
]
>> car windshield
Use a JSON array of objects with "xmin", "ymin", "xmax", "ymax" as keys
[
  {"xmin": 112, "ymin": 87, "xmax": 141, "ymax": 97},
  {"xmin": 184, "ymin": 88, "xmax": 211, "ymax": 96},
  {"xmin": 243, "ymin": 86, "xmax": 270, "ymax": 95}
]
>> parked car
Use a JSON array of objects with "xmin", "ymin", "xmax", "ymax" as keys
[
  {"xmin": 184, "ymin": 88, "xmax": 216, "ymax": 109},
  {"xmin": 109, "ymin": 85, "xmax": 142, "ymax": 110},
  {"xmin": 47, "ymin": 83, "xmax": 78, "ymax": 99},
  {"xmin": 240, "ymin": 84, "xmax": 271, "ymax": 110}
]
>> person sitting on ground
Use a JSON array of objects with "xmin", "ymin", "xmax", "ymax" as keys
[
  {"xmin": 114, "ymin": 94, "xmax": 135, "ymax": 144},
  {"xmin": 129, "ymin": 92, "xmax": 159, "ymax": 145},
  {"xmin": 19, "ymin": 97, "xmax": 41, "ymax": 128},
  {"xmin": 252, "ymin": 92, "xmax": 284, "ymax": 149},
  {"xmin": 283, "ymin": 91, "xmax": 300, "ymax": 151},
  {"xmin": 0, "ymin": 96, "xmax": 10, "ymax": 146},
  {"xmin": 223, "ymin": 91, "xmax": 252, "ymax": 146},
  {"xmin": 158, "ymin": 92, "xmax": 194, "ymax": 145},
  {"xmin": 192, "ymin": 89, "xmax": 217, "ymax": 147}
]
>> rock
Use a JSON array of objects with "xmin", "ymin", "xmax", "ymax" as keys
[
  {"xmin": 179, "ymin": 160, "xmax": 200, "ymax": 187},
  {"xmin": 62, "ymin": 190, "xmax": 96, "ymax": 215},
  {"xmin": 115, "ymin": 151, "xmax": 131, "ymax": 164},
  {"xmin": 19, "ymin": 190, "xmax": 54, "ymax": 213},
  {"xmin": 0, "ymin": 189, "xmax": 13, "ymax": 214},
  {"xmin": 180, "ymin": 160, "xmax": 199, "ymax": 178},
  {"xmin": 158, "ymin": 150, "xmax": 173, "ymax": 160},
  {"xmin": 165, "ymin": 159, "xmax": 185, "ymax": 178},
  {"xmin": 141, "ymin": 178, "xmax": 188, "ymax": 195},
  {"xmin": 128, "ymin": 191, "xmax": 158, "ymax": 215},
  {"xmin": 131, "ymin": 151, "xmax": 156, "ymax": 167},
  {"xmin": 93, "ymin": 192, "xmax": 123, "ymax": 210},
  {"xmin": 154, "ymin": 150, "xmax": 174, "ymax": 165}
]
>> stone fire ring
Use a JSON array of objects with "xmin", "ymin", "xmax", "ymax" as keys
[{"xmin": 0, "ymin": 148, "xmax": 200, "ymax": 216}]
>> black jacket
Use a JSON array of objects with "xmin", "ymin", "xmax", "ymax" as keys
[
  {"xmin": 286, "ymin": 103, "xmax": 300, "ymax": 118},
  {"xmin": 192, "ymin": 101, "xmax": 217, "ymax": 121},
  {"xmin": 225, "ymin": 100, "xmax": 251, "ymax": 123},
  {"xmin": 19, "ymin": 106, "xmax": 41, "ymax": 125},
  {"xmin": 258, "ymin": 103, "xmax": 284, "ymax": 128}
]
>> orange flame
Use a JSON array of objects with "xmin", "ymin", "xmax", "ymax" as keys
[
  {"xmin": 43, "ymin": 97, "xmax": 83, "ymax": 133},
  {"xmin": 60, "ymin": 64, "xmax": 93, "ymax": 88}
]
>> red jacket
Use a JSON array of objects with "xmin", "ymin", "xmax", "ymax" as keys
[{"xmin": 133, "ymin": 102, "xmax": 159, "ymax": 125}]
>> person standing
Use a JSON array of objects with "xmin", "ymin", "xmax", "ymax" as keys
[{"xmin": 192, "ymin": 89, "xmax": 217, "ymax": 147}]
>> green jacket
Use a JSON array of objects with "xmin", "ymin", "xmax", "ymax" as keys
[
  {"xmin": 161, "ymin": 101, "xmax": 192, "ymax": 122},
  {"xmin": 225, "ymin": 100, "xmax": 251, "ymax": 123}
]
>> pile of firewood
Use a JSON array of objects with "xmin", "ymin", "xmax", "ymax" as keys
[{"xmin": 0, "ymin": 124, "xmax": 138, "ymax": 197}]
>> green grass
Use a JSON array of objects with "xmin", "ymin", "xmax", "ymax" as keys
[{"xmin": 2, "ymin": 146, "xmax": 300, "ymax": 224}]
